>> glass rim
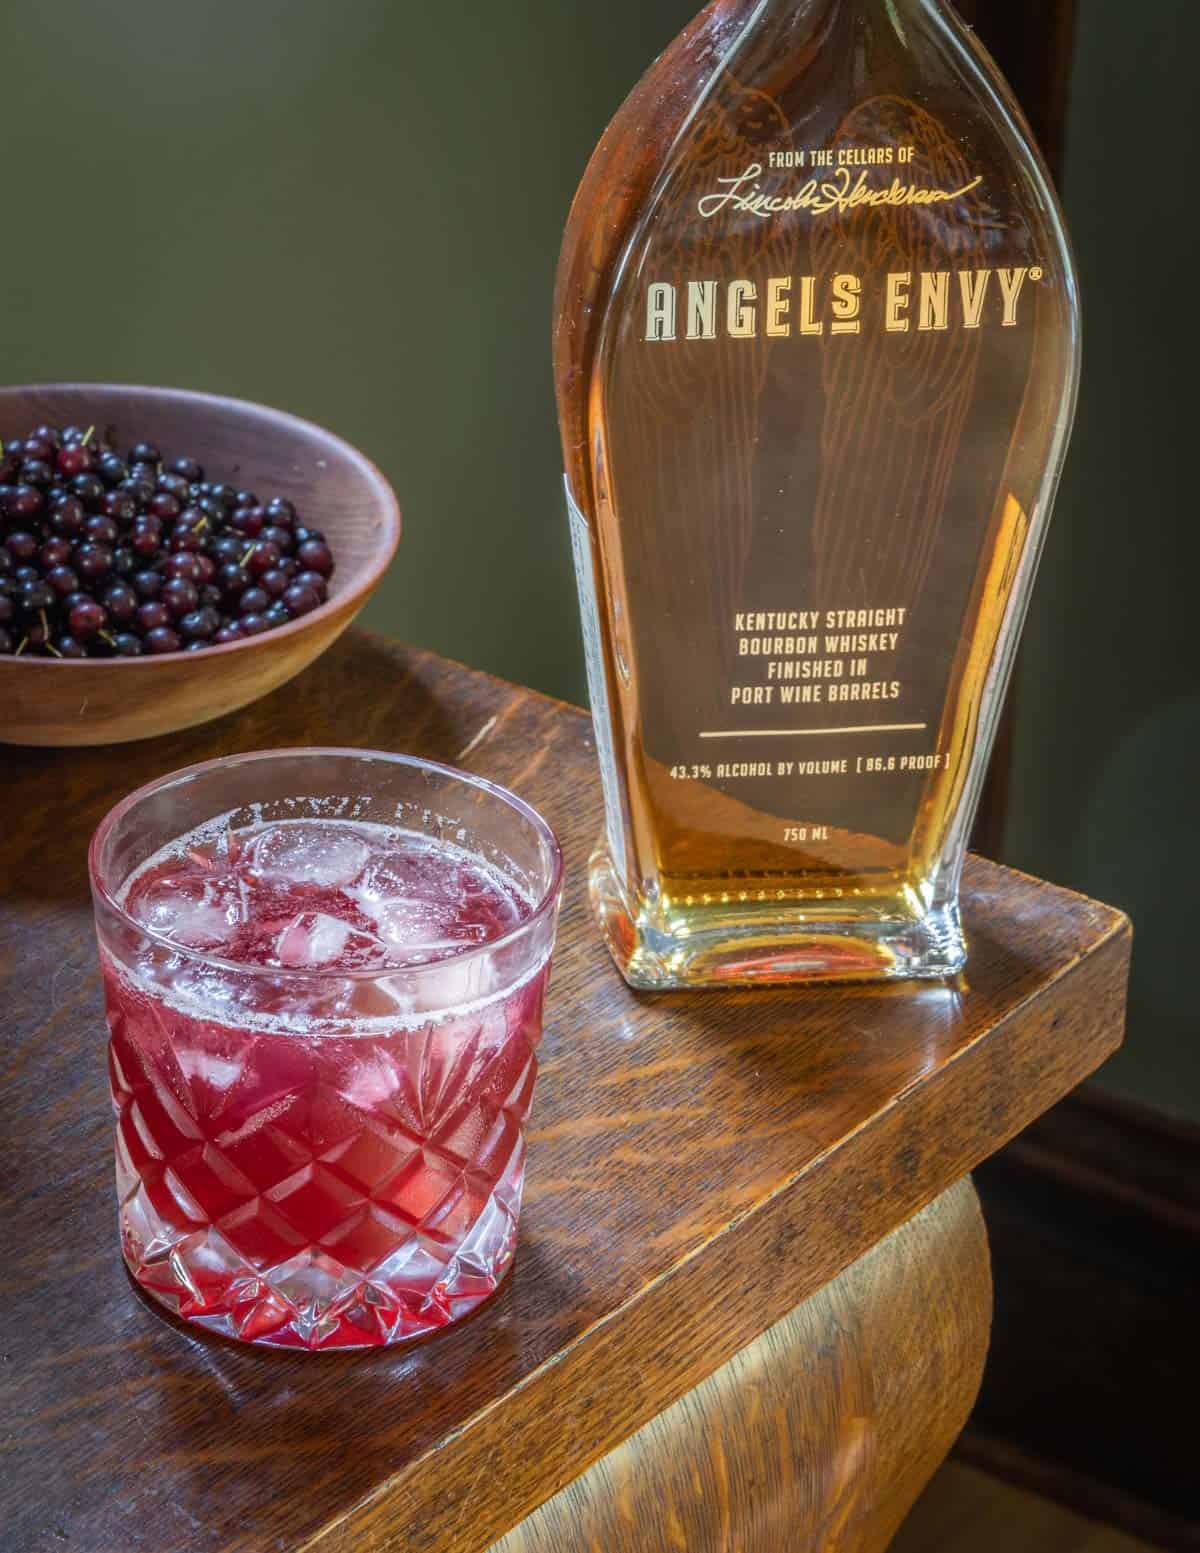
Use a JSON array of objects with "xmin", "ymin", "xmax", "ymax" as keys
[{"xmin": 88, "ymin": 746, "xmax": 565, "ymax": 987}]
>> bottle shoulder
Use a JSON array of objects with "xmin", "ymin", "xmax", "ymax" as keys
[
  {"xmin": 553, "ymin": 4, "xmax": 758, "ymax": 375},
  {"xmin": 555, "ymin": 0, "xmax": 1079, "ymax": 333}
]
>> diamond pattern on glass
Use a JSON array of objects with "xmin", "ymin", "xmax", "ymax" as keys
[{"xmin": 110, "ymin": 975, "xmax": 544, "ymax": 1349}]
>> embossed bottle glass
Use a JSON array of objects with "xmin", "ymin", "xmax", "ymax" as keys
[{"xmin": 554, "ymin": 0, "xmax": 1080, "ymax": 988}]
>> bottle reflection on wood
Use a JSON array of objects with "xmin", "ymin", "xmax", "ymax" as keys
[{"xmin": 554, "ymin": 0, "xmax": 1080, "ymax": 989}]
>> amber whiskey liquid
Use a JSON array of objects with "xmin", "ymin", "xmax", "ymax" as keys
[{"xmin": 554, "ymin": 0, "xmax": 1080, "ymax": 988}]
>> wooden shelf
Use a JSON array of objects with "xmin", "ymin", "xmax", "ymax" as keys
[{"xmin": 0, "ymin": 632, "xmax": 1130, "ymax": 1553}]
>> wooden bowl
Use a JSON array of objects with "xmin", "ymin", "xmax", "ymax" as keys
[{"xmin": 0, "ymin": 384, "xmax": 400, "ymax": 746}]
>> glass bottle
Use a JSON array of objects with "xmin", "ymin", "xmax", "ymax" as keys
[{"xmin": 554, "ymin": 0, "xmax": 1080, "ymax": 988}]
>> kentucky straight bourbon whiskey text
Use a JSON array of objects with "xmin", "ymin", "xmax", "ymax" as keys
[{"xmin": 554, "ymin": 0, "xmax": 1080, "ymax": 989}]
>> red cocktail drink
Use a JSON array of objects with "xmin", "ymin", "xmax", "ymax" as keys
[{"xmin": 91, "ymin": 751, "xmax": 563, "ymax": 1351}]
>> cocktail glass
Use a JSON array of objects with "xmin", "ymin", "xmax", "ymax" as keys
[{"xmin": 89, "ymin": 748, "xmax": 563, "ymax": 1351}]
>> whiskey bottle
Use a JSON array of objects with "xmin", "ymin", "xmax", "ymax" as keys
[{"xmin": 554, "ymin": 0, "xmax": 1080, "ymax": 988}]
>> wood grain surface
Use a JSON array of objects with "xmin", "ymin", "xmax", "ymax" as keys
[
  {"xmin": 0, "ymin": 631, "xmax": 1130, "ymax": 1553},
  {"xmin": 491, "ymin": 1179, "xmax": 991, "ymax": 1553}
]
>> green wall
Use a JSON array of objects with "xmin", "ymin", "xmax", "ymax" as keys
[
  {"xmin": 3, "ymin": 1, "xmax": 1193, "ymax": 1114},
  {"xmin": 2, "ymin": 0, "xmax": 696, "ymax": 698},
  {"xmin": 1006, "ymin": 0, "xmax": 1198, "ymax": 1117}
]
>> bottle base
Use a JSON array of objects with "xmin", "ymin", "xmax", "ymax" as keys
[{"xmin": 590, "ymin": 848, "xmax": 967, "ymax": 990}]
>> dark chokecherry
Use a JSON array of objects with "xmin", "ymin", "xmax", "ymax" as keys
[
  {"xmin": 194, "ymin": 495, "xmax": 226, "ymax": 524},
  {"xmin": 8, "ymin": 484, "xmax": 45, "ymax": 520},
  {"xmin": 296, "ymin": 539, "xmax": 334, "ymax": 576},
  {"xmin": 291, "ymin": 525, "xmax": 323, "ymax": 546},
  {"xmin": 112, "ymin": 632, "xmax": 144, "ymax": 657},
  {"xmin": 137, "ymin": 601, "xmax": 169, "ymax": 632},
  {"xmin": 179, "ymin": 606, "xmax": 220, "ymax": 640},
  {"xmin": 103, "ymin": 490, "xmax": 138, "ymax": 523},
  {"xmin": 46, "ymin": 565, "xmax": 80, "ymax": 598},
  {"xmin": 245, "ymin": 540, "xmax": 281, "ymax": 577},
  {"xmin": 103, "ymin": 583, "xmax": 139, "ymax": 623},
  {"xmin": 144, "ymin": 625, "xmax": 182, "ymax": 654},
  {"xmin": 164, "ymin": 552, "xmax": 204, "ymax": 582},
  {"xmin": 219, "ymin": 563, "xmax": 251, "ymax": 596},
  {"xmin": 56, "ymin": 443, "xmax": 93, "ymax": 477},
  {"xmin": 20, "ymin": 579, "xmax": 57, "ymax": 613},
  {"xmin": 49, "ymin": 496, "xmax": 86, "ymax": 537},
  {"xmin": 21, "ymin": 459, "xmax": 55, "ymax": 488},
  {"xmin": 266, "ymin": 497, "xmax": 296, "ymax": 525},
  {"xmin": 74, "ymin": 543, "xmax": 114, "ymax": 582},
  {"xmin": 157, "ymin": 472, "xmax": 191, "ymax": 500},
  {"xmin": 264, "ymin": 600, "xmax": 292, "ymax": 627},
  {"xmin": 71, "ymin": 472, "xmax": 106, "ymax": 508},
  {"xmin": 259, "ymin": 567, "xmax": 290, "ymax": 598},
  {"xmin": 120, "ymin": 476, "xmax": 155, "ymax": 507},
  {"xmin": 55, "ymin": 634, "xmax": 88, "ymax": 659},
  {"xmin": 112, "ymin": 546, "xmax": 137, "ymax": 577},
  {"xmin": 170, "ymin": 456, "xmax": 203, "ymax": 482},
  {"xmin": 68, "ymin": 598, "xmax": 108, "ymax": 638},
  {"xmin": 193, "ymin": 553, "xmax": 216, "ymax": 584},
  {"xmin": 234, "ymin": 489, "xmax": 258, "ymax": 508},
  {"xmin": 238, "ymin": 587, "xmax": 270, "ymax": 617},
  {"xmin": 23, "ymin": 435, "xmax": 54, "ymax": 460},
  {"xmin": 161, "ymin": 577, "xmax": 199, "ymax": 619},
  {"xmin": 199, "ymin": 584, "xmax": 222, "ymax": 609},
  {"xmin": 7, "ymin": 531, "xmax": 38, "ymax": 562},
  {"xmin": 238, "ymin": 612, "xmax": 269, "ymax": 636},
  {"xmin": 133, "ymin": 569, "xmax": 164, "ymax": 600},
  {"xmin": 85, "ymin": 514, "xmax": 120, "ymax": 546},
  {"xmin": 130, "ymin": 526, "xmax": 162, "ymax": 558},
  {"xmin": 98, "ymin": 454, "xmax": 129, "ymax": 485},
  {"xmin": 149, "ymin": 491, "xmax": 181, "ymax": 522},
  {"xmin": 39, "ymin": 538, "xmax": 72, "ymax": 569},
  {"xmin": 176, "ymin": 503, "xmax": 207, "ymax": 532},
  {"xmin": 260, "ymin": 524, "xmax": 294, "ymax": 554},
  {"xmin": 293, "ymin": 569, "xmax": 328, "ymax": 600},
  {"xmin": 209, "ymin": 534, "xmax": 243, "ymax": 564},
  {"xmin": 128, "ymin": 442, "xmax": 161, "ymax": 465},
  {"xmin": 213, "ymin": 623, "xmax": 243, "ymax": 644},
  {"xmin": 229, "ymin": 506, "xmax": 263, "ymax": 537}
]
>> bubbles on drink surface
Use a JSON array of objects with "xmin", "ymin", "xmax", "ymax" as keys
[{"xmin": 122, "ymin": 817, "xmax": 529, "ymax": 972}]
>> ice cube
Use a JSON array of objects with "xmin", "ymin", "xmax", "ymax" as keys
[
  {"xmin": 245, "ymin": 822, "xmax": 371, "ymax": 889},
  {"xmin": 131, "ymin": 873, "xmax": 242, "ymax": 951},
  {"xmin": 178, "ymin": 1049, "xmax": 245, "ymax": 1092},
  {"xmin": 275, "ymin": 912, "xmax": 351, "ymax": 968},
  {"xmin": 274, "ymin": 912, "xmax": 385, "ymax": 970},
  {"xmin": 413, "ymin": 952, "xmax": 497, "ymax": 1014},
  {"xmin": 352, "ymin": 862, "xmax": 491, "ymax": 961},
  {"xmin": 363, "ymin": 896, "xmax": 467, "ymax": 957}
]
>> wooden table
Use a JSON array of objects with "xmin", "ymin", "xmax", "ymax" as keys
[{"xmin": 0, "ymin": 632, "xmax": 1130, "ymax": 1553}]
